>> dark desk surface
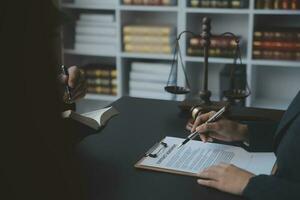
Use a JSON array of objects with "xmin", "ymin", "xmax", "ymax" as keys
[{"xmin": 77, "ymin": 97, "xmax": 244, "ymax": 200}]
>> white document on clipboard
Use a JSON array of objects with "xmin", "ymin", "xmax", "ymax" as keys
[{"xmin": 135, "ymin": 136, "xmax": 276, "ymax": 177}]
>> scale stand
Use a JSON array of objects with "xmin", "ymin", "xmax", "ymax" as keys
[{"xmin": 180, "ymin": 17, "xmax": 229, "ymax": 114}]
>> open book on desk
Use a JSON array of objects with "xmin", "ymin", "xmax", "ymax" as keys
[
  {"xmin": 135, "ymin": 136, "xmax": 276, "ymax": 176},
  {"xmin": 62, "ymin": 106, "xmax": 119, "ymax": 130}
]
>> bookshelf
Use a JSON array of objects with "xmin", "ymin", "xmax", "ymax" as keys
[{"xmin": 61, "ymin": 0, "xmax": 300, "ymax": 110}]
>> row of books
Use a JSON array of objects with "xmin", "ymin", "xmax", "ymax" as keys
[
  {"xmin": 256, "ymin": 0, "xmax": 299, "ymax": 10},
  {"xmin": 84, "ymin": 64, "xmax": 117, "ymax": 95},
  {"xmin": 254, "ymin": 30, "xmax": 300, "ymax": 41},
  {"xmin": 74, "ymin": 13, "xmax": 117, "ymax": 55},
  {"xmin": 129, "ymin": 62, "xmax": 173, "ymax": 100},
  {"xmin": 123, "ymin": 25, "xmax": 175, "ymax": 54},
  {"xmin": 253, "ymin": 50, "xmax": 300, "ymax": 60},
  {"xmin": 189, "ymin": 0, "xmax": 248, "ymax": 8},
  {"xmin": 253, "ymin": 29, "xmax": 300, "ymax": 60},
  {"xmin": 122, "ymin": 0, "xmax": 177, "ymax": 5},
  {"xmin": 187, "ymin": 36, "xmax": 239, "ymax": 58}
]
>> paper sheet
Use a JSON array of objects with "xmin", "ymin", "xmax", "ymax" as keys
[{"xmin": 140, "ymin": 137, "xmax": 276, "ymax": 175}]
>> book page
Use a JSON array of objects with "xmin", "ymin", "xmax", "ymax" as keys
[
  {"xmin": 139, "ymin": 137, "xmax": 276, "ymax": 175},
  {"xmin": 82, "ymin": 106, "xmax": 112, "ymax": 125}
]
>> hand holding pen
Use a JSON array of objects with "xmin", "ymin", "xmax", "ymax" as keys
[
  {"xmin": 179, "ymin": 107, "xmax": 226, "ymax": 148},
  {"xmin": 59, "ymin": 65, "xmax": 87, "ymax": 103},
  {"xmin": 187, "ymin": 107, "xmax": 249, "ymax": 143}
]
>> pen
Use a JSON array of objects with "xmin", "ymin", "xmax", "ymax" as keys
[
  {"xmin": 61, "ymin": 65, "xmax": 72, "ymax": 101},
  {"xmin": 178, "ymin": 106, "xmax": 226, "ymax": 148}
]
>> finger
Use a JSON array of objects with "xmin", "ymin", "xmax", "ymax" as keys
[
  {"xmin": 186, "ymin": 123, "xmax": 193, "ymax": 131},
  {"xmin": 71, "ymin": 79, "xmax": 87, "ymax": 95},
  {"xmin": 199, "ymin": 133, "xmax": 209, "ymax": 143},
  {"xmin": 197, "ymin": 179, "xmax": 218, "ymax": 189},
  {"xmin": 198, "ymin": 166, "xmax": 221, "ymax": 180},
  {"xmin": 208, "ymin": 132, "xmax": 233, "ymax": 142},
  {"xmin": 196, "ymin": 122, "xmax": 221, "ymax": 133},
  {"xmin": 71, "ymin": 83, "xmax": 87, "ymax": 101},
  {"xmin": 68, "ymin": 66, "xmax": 81, "ymax": 88},
  {"xmin": 191, "ymin": 111, "xmax": 212, "ymax": 132},
  {"xmin": 59, "ymin": 74, "xmax": 68, "ymax": 85}
]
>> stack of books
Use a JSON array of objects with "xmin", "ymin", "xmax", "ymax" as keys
[
  {"xmin": 122, "ymin": 0, "xmax": 177, "ymax": 6},
  {"xmin": 189, "ymin": 0, "xmax": 248, "ymax": 8},
  {"xmin": 255, "ymin": 0, "xmax": 299, "ymax": 10},
  {"xmin": 129, "ymin": 62, "xmax": 173, "ymax": 100},
  {"xmin": 123, "ymin": 25, "xmax": 175, "ymax": 54},
  {"xmin": 187, "ymin": 36, "xmax": 239, "ymax": 58},
  {"xmin": 75, "ymin": 13, "xmax": 117, "ymax": 55},
  {"xmin": 84, "ymin": 64, "xmax": 117, "ymax": 96},
  {"xmin": 253, "ymin": 29, "xmax": 300, "ymax": 61},
  {"xmin": 74, "ymin": 0, "xmax": 117, "ymax": 6}
]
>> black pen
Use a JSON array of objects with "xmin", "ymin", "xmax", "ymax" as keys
[
  {"xmin": 178, "ymin": 106, "xmax": 226, "ymax": 148},
  {"xmin": 61, "ymin": 65, "xmax": 72, "ymax": 101}
]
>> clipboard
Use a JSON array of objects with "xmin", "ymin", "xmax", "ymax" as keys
[
  {"xmin": 134, "ymin": 137, "xmax": 198, "ymax": 177},
  {"xmin": 135, "ymin": 136, "xmax": 277, "ymax": 177}
]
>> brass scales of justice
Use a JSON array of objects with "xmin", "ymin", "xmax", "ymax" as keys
[{"xmin": 165, "ymin": 17, "xmax": 250, "ymax": 118}]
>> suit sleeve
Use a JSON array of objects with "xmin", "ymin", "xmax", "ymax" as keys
[
  {"xmin": 242, "ymin": 121, "xmax": 279, "ymax": 152},
  {"xmin": 243, "ymin": 175, "xmax": 300, "ymax": 200}
]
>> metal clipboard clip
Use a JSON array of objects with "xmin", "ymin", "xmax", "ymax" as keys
[{"xmin": 145, "ymin": 141, "xmax": 168, "ymax": 158}]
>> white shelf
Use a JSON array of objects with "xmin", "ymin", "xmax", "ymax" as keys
[
  {"xmin": 185, "ymin": 56, "xmax": 248, "ymax": 64},
  {"xmin": 61, "ymin": 0, "xmax": 300, "ymax": 106},
  {"xmin": 254, "ymin": 9, "xmax": 300, "ymax": 15},
  {"xmin": 121, "ymin": 52, "xmax": 174, "ymax": 60},
  {"xmin": 62, "ymin": 3, "xmax": 116, "ymax": 10},
  {"xmin": 64, "ymin": 49, "xmax": 116, "ymax": 57},
  {"xmin": 185, "ymin": 8, "xmax": 250, "ymax": 14},
  {"xmin": 84, "ymin": 94, "xmax": 118, "ymax": 101},
  {"xmin": 120, "ymin": 5, "xmax": 178, "ymax": 12},
  {"xmin": 251, "ymin": 60, "xmax": 300, "ymax": 68},
  {"xmin": 251, "ymin": 97, "xmax": 291, "ymax": 110}
]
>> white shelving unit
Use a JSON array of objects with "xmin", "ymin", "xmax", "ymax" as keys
[{"xmin": 61, "ymin": 0, "xmax": 300, "ymax": 110}]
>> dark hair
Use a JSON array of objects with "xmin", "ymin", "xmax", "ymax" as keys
[{"xmin": 0, "ymin": 1, "xmax": 85, "ymax": 200}]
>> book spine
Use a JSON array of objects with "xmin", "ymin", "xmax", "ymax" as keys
[
  {"xmin": 189, "ymin": 36, "xmax": 237, "ymax": 49},
  {"xmin": 76, "ymin": 26, "xmax": 116, "ymax": 36},
  {"xmin": 131, "ymin": 62, "xmax": 171, "ymax": 74},
  {"xmin": 87, "ymin": 86, "xmax": 117, "ymax": 95},
  {"xmin": 123, "ymin": 26, "xmax": 174, "ymax": 36},
  {"xmin": 130, "ymin": 71, "xmax": 168, "ymax": 82},
  {"xmin": 253, "ymin": 49, "xmax": 300, "ymax": 60},
  {"xmin": 123, "ymin": 35, "xmax": 174, "ymax": 45},
  {"xmin": 124, "ymin": 44, "xmax": 171, "ymax": 54},
  {"xmin": 76, "ymin": 35, "xmax": 116, "ymax": 44},
  {"xmin": 253, "ymin": 41, "xmax": 300, "ymax": 51},
  {"xmin": 189, "ymin": 0, "xmax": 245, "ymax": 8},
  {"xmin": 122, "ymin": 0, "xmax": 176, "ymax": 5},
  {"xmin": 256, "ymin": 0, "xmax": 300, "ymax": 9},
  {"xmin": 80, "ymin": 14, "xmax": 115, "ymax": 23},
  {"xmin": 84, "ymin": 66, "xmax": 117, "ymax": 95},
  {"xmin": 188, "ymin": 47, "xmax": 236, "ymax": 57},
  {"xmin": 75, "ymin": 43, "xmax": 116, "ymax": 54}
]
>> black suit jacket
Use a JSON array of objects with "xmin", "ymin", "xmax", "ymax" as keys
[{"xmin": 243, "ymin": 91, "xmax": 300, "ymax": 200}]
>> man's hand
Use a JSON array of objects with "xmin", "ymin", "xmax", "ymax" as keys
[
  {"xmin": 59, "ymin": 66, "xmax": 87, "ymax": 102},
  {"xmin": 187, "ymin": 111, "xmax": 249, "ymax": 142},
  {"xmin": 197, "ymin": 164, "xmax": 254, "ymax": 195}
]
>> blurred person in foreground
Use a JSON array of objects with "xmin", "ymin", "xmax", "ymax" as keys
[{"xmin": 1, "ymin": 1, "xmax": 88, "ymax": 200}]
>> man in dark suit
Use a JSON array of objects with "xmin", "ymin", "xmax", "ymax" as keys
[{"xmin": 188, "ymin": 91, "xmax": 300, "ymax": 199}]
